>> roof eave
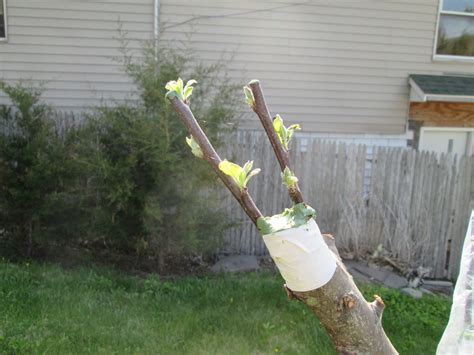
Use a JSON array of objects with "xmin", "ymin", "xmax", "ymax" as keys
[
  {"xmin": 408, "ymin": 78, "xmax": 427, "ymax": 102},
  {"xmin": 409, "ymin": 78, "xmax": 474, "ymax": 103}
]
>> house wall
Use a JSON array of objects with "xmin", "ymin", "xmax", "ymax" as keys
[
  {"xmin": 159, "ymin": 0, "xmax": 474, "ymax": 135},
  {"xmin": 0, "ymin": 0, "xmax": 472, "ymax": 138},
  {"xmin": 0, "ymin": 0, "xmax": 155, "ymax": 111}
]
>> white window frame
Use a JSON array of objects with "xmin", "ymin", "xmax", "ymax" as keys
[
  {"xmin": 0, "ymin": 0, "xmax": 7, "ymax": 42},
  {"xmin": 433, "ymin": 0, "xmax": 474, "ymax": 62}
]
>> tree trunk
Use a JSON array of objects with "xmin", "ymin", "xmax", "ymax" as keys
[
  {"xmin": 289, "ymin": 235, "xmax": 396, "ymax": 354},
  {"xmin": 291, "ymin": 263, "xmax": 396, "ymax": 354}
]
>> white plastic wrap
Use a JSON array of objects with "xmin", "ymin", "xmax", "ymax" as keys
[
  {"xmin": 262, "ymin": 219, "xmax": 337, "ymax": 292},
  {"xmin": 437, "ymin": 211, "xmax": 474, "ymax": 355}
]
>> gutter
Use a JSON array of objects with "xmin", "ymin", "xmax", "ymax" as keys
[
  {"xmin": 154, "ymin": 0, "xmax": 159, "ymax": 41},
  {"xmin": 425, "ymin": 95, "xmax": 474, "ymax": 103}
]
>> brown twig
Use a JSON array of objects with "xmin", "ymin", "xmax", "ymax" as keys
[
  {"xmin": 169, "ymin": 97, "xmax": 263, "ymax": 224},
  {"xmin": 248, "ymin": 80, "xmax": 304, "ymax": 204}
]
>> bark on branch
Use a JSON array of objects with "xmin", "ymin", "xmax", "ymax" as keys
[
  {"xmin": 291, "ymin": 263, "xmax": 396, "ymax": 354},
  {"xmin": 248, "ymin": 80, "xmax": 304, "ymax": 204},
  {"xmin": 170, "ymin": 98, "xmax": 262, "ymax": 224},
  {"xmin": 246, "ymin": 81, "xmax": 396, "ymax": 354}
]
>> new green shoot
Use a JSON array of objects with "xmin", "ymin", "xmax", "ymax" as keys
[
  {"xmin": 219, "ymin": 160, "xmax": 261, "ymax": 191},
  {"xmin": 273, "ymin": 115, "xmax": 301, "ymax": 151},
  {"xmin": 243, "ymin": 86, "xmax": 255, "ymax": 108},
  {"xmin": 165, "ymin": 78, "xmax": 197, "ymax": 103},
  {"xmin": 281, "ymin": 167, "xmax": 298, "ymax": 188},
  {"xmin": 185, "ymin": 136, "xmax": 204, "ymax": 159}
]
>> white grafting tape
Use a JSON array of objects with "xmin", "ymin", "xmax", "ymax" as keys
[{"xmin": 263, "ymin": 219, "xmax": 337, "ymax": 292}]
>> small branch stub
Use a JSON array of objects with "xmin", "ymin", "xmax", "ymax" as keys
[{"xmin": 371, "ymin": 294, "xmax": 385, "ymax": 320}]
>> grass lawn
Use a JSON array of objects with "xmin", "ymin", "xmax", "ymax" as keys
[{"xmin": 0, "ymin": 261, "xmax": 451, "ymax": 354}]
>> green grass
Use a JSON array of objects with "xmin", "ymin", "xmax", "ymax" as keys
[{"xmin": 0, "ymin": 261, "xmax": 451, "ymax": 354}]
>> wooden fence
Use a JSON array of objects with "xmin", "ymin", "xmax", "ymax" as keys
[
  {"xmin": 3, "ymin": 108, "xmax": 471, "ymax": 279},
  {"xmin": 220, "ymin": 131, "xmax": 474, "ymax": 280}
]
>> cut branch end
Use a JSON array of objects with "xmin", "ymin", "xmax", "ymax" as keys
[{"xmin": 371, "ymin": 295, "xmax": 385, "ymax": 319}]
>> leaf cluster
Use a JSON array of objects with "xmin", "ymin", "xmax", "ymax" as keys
[
  {"xmin": 273, "ymin": 114, "xmax": 300, "ymax": 151},
  {"xmin": 256, "ymin": 203, "xmax": 316, "ymax": 235},
  {"xmin": 243, "ymin": 85, "xmax": 255, "ymax": 108},
  {"xmin": 165, "ymin": 78, "xmax": 197, "ymax": 104},
  {"xmin": 218, "ymin": 160, "xmax": 261, "ymax": 191},
  {"xmin": 185, "ymin": 135, "xmax": 204, "ymax": 159},
  {"xmin": 281, "ymin": 167, "xmax": 298, "ymax": 188}
]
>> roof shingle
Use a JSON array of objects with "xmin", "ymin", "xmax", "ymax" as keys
[{"xmin": 410, "ymin": 75, "xmax": 474, "ymax": 96}]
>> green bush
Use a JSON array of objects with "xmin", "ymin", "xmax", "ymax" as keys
[
  {"xmin": 0, "ymin": 44, "xmax": 237, "ymax": 266},
  {"xmin": 78, "ymin": 44, "xmax": 237, "ymax": 267},
  {"xmin": 0, "ymin": 81, "xmax": 82, "ymax": 258}
]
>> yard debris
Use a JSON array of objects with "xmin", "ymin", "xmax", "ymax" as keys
[
  {"xmin": 343, "ymin": 259, "xmax": 449, "ymax": 297},
  {"xmin": 346, "ymin": 245, "xmax": 454, "ymax": 297},
  {"xmin": 406, "ymin": 266, "xmax": 432, "ymax": 288},
  {"xmin": 369, "ymin": 244, "xmax": 408, "ymax": 274}
]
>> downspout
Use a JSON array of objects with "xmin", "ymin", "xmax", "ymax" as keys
[{"xmin": 154, "ymin": 0, "xmax": 160, "ymax": 49}]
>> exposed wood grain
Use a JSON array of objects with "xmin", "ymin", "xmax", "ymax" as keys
[{"xmin": 409, "ymin": 102, "xmax": 474, "ymax": 127}]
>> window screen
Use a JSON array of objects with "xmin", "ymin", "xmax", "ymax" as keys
[
  {"xmin": 436, "ymin": 0, "xmax": 474, "ymax": 58},
  {"xmin": 0, "ymin": 0, "xmax": 5, "ymax": 39}
]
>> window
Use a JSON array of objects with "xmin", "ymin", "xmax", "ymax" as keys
[
  {"xmin": 435, "ymin": 0, "xmax": 474, "ymax": 59},
  {"xmin": 0, "ymin": 0, "xmax": 6, "ymax": 40}
]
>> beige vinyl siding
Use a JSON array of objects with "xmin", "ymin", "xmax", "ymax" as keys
[
  {"xmin": 0, "ymin": 0, "xmax": 154, "ymax": 111},
  {"xmin": 159, "ymin": 0, "xmax": 474, "ymax": 134}
]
